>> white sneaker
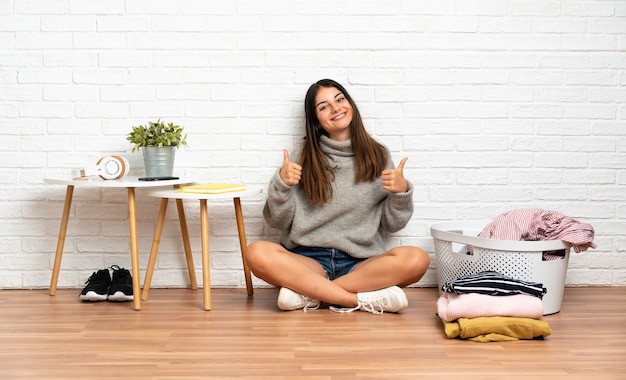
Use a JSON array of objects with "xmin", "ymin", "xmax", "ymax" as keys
[
  {"xmin": 330, "ymin": 286, "xmax": 408, "ymax": 315},
  {"xmin": 277, "ymin": 287, "xmax": 320, "ymax": 312}
]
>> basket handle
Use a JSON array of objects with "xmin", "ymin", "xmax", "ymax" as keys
[{"xmin": 430, "ymin": 222, "xmax": 570, "ymax": 252}]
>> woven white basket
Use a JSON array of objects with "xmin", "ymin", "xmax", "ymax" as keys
[{"xmin": 430, "ymin": 221, "xmax": 571, "ymax": 315}]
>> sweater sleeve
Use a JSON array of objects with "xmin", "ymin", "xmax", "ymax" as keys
[
  {"xmin": 380, "ymin": 180, "xmax": 414, "ymax": 233},
  {"xmin": 262, "ymin": 169, "xmax": 297, "ymax": 231}
]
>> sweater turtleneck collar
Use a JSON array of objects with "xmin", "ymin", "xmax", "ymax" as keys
[{"xmin": 320, "ymin": 135, "xmax": 353, "ymax": 157}]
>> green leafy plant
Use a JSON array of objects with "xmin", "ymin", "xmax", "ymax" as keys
[{"xmin": 126, "ymin": 120, "xmax": 188, "ymax": 152}]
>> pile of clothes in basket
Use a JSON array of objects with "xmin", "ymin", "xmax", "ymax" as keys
[
  {"xmin": 478, "ymin": 208, "xmax": 596, "ymax": 253},
  {"xmin": 437, "ymin": 271, "xmax": 551, "ymax": 342}
]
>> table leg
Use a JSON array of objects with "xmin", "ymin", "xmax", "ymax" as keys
[
  {"xmin": 141, "ymin": 198, "xmax": 169, "ymax": 301},
  {"xmin": 49, "ymin": 185, "xmax": 74, "ymax": 296},
  {"xmin": 233, "ymin": 197, "xmax": 253, "ymax": 296},
  {"xmin": 175, "ymin": 198, "xmax": 198, "ymax": 290},
  {"xmin": 199, "ymin": 199, "xmax": 211, "ymax": 310},
  {"xmin": 127, "ymin": 188, "xmax": 141, "ymax": 311}
]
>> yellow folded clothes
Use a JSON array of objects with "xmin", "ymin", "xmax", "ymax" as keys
[
  {"xmin": 176, "ymin": 183, "xmax": 246, "ymax": 194},
  {"xmin": 441, "ymin": 316, "xmax": 551, "ymax": 343}
]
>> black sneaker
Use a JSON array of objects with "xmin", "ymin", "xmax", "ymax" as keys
[
  {"xmin": 79, "ymin": 269, "xmax": 111, "ymax": 301},
  {"xmin": 108, "ymin": 265, "xmax": 134, "ymax": 302}
]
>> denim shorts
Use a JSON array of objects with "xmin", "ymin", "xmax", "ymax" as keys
[{"xmin": 291, "ymin": 246, "xmax": 364, "ymax": 281}]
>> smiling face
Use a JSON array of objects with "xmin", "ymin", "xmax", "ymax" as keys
[{"xmin": 314, "ymin": 86, "xmax": 354, "ymax": 141}]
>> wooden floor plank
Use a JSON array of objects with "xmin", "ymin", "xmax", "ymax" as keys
[{"xmin": 0, "ymin": 287, "xmax": 624, "ymax": 379}]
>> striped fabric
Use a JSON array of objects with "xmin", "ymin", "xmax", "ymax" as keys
[
  {"xmin": 478, "ymin": 208, "xmax": 596, "ymax": 253},
  {"xmin": 441, "ymin": 271, "xmax": 547, "ymax": 299}
]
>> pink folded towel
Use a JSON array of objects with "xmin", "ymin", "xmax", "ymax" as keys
[{"xmin": 437, "ymin": 292, "xmax": 544, "ymax": 322}]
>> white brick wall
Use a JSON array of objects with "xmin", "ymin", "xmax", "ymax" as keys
[{"xmin": 0, "ymin": 0, "xmax": 624, "ymax": 290}]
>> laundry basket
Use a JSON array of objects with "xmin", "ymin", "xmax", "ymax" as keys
[{"xmin": 430, "ymin": 221, "xmax": 571, "ymax": 315}]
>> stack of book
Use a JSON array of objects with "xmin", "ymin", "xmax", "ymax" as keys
[{"xmin": 176, "ymin": 183, "xmax": 246, "ymax": 194}]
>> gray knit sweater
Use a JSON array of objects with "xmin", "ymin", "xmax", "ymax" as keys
[{"xmin": 263, "ymin": 135, "xmax": 414, "ymax": 259}]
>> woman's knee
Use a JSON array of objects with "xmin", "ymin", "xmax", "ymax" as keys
[
  {"xmin": 393, "ymin": 246, "xmax": 431, "ymax": 282},
  {"xmin": 243, "ymin": 241, "xmax": 273, "ymax": 269},
  {"xmin": 390, "ymin": 246, "xmax": 429, "ymax": 263},
  {"xmin": 413, "ymin": 247, "xmax": 431, "ymax": 274}
]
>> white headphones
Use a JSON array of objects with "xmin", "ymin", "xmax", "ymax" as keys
[
  {"xmin": 97, "ymin": 156, "xmax": 129, "ymax": 179},
  {"xmin": 75, "ymin": 156, "xmax": 130, "ymax": 180}
]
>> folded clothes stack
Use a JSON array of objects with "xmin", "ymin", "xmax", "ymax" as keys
[{"xmin": 436, "ymin": 271, "xmax": 551, "ymax": 343}]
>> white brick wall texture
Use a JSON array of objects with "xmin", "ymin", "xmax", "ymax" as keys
[{"xmin": 1, "ymin": 0, "xmax": 625, "ymax": 290}]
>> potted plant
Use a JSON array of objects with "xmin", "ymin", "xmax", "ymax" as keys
[{"xmin": 126, "ymin": 120, "xmax": 188, "ymax": 177}]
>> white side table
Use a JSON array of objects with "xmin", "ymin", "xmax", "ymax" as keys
[
  {"xmin": 44, "ymin": 176, "xmax": 193, "ymax": 311},
  {"xmin": 141, "ymin": 187, "xmax": 254, "ymax": 311}
]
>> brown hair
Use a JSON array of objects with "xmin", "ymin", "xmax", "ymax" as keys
[{"xmin": 299, "ymin": 79, "xmax": 388, "ymax": 205}]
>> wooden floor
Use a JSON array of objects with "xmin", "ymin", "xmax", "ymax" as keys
[{"xmin": 0, "ymin": 287, "xmax": 625, "ymax": 380}]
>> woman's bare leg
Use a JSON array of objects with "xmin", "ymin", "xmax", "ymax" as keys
[
  {"xmin": 243, "ymin": 241, "xmax": 359, "ymax": 307},
  {"xmin": 333, "ymin": 246, "xmax": 430, "ymax": 293},
  {"xmin": 244, "ymin": 242, "xmax": 430, "ymax": 308}
]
